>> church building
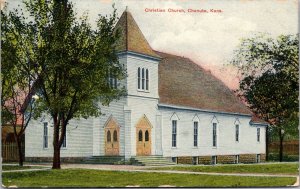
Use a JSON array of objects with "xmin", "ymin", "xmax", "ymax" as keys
[{"xmin": 25, "ymin": 8, "xmax": 267, "ymax": 165}]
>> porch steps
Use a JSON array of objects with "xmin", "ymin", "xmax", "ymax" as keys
[
  {"xmin": 130, "ymin": 156, "xmax": 176, "ymax": 166},
  {"xmin": 83, "ymin": 156, "xmax": 125, "ymax": 164}
]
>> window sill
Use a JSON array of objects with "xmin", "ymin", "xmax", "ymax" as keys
[
  {"xmin": 192, "ymin": 146, "xmax": 198, "ymax": 149},
  {"xmin": 212, "ymin": 147, "xmax": 217, "ymax": 149},
  {"xmin": 137, "ymin": 89, "xmax": 150, "ymax": 93},
  {"xmin": 171, "ymin": 147, "xmax": 177, "ymax": 149},
  {"xmin": 43, "ymin": 148, "xmax": 48, "ymax": 150},
  {"xmin": 61, "ymin": 147, "xmax": 67, "ymax": 150}
]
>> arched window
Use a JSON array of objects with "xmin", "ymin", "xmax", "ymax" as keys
[
  {"xmin": 113, "ymin": 130, "xmax": 118, "ymax": 142},
  {"xmin": 107, "ymin": 130, "xmax": 111, "ymax": 142},
  {"xmin": 146, "ymin": 69, "xmax": 149, "ymax": 91},
  {"xmin": 138, "ymin": 130, "xmax": 143, "ymax": 141},
  {"xmin": 142, "ymin": 68, "xmax": 145, "ymax": 90},
  {"xmin": 145, "ymin": 130, "xmax": 149, "ymax": 141},
  {"xmin": 138, "ymin": 68, "xmax": 141, "ymax": 89}
]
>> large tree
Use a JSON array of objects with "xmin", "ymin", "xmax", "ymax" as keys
[
  {"xmin": 1, "ymin": 5, "xmax": 39, "ymax": 166},
  {"xmin": 231, "ymin": 33, "xmax": 299, "ymax": 161},
  {"xmin": 2, "ymin": 0, "xmax": 126, "ymax": 169}
]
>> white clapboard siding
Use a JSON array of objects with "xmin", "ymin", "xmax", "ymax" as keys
[
  {"xmin": 94, "ymin": 98, "xmax": 126, "ymax": 156},
  {"xmin": 160, "ymin": 107, "xmax": 266, "ymax": 157},
  {"xmin": 126, "ymin": 54, "xmax": 159, "ymax": 99},
  {"xmin": 25, "ymin": 115, "xmax": 93, "ymax": 157},
  {"xmin": 127, "ymin": 96, "xmax": 159, "ymax": 156}
]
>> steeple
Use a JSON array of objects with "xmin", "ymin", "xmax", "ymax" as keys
[{"xmin": 115, "ymin": 7, "xmax": 160, "ymax": 58}]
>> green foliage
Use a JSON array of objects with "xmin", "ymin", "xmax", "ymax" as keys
[
  {"xmin": 2, "ymin": 169, "xmax": 297, "ymax": 187},
  {"xmin": 2, "ymin": 0, "xmax": 126, "ymax": 168},
  {"xmin": 231, "ymin": 33, "xmax": 299, "ymax": 138}
]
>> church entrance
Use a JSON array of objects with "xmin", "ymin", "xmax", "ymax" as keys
[
  {"xmin": 104, "ymin": 117, "xmax": 119, "ymax": 156},
  {"xmin": 136, "ymin": 115, "xmax": 152, "ymax": 156}
]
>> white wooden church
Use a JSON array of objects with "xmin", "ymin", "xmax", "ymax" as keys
[{"xmin": 25, "ymin": 9, "xmax": 268, "ymax": 165}]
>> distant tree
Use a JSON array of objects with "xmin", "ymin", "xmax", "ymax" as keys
[
  {"xmin": 1, "ymin": 6, "xmax": 39, "ymax": 166},
  {"xmin": 231, "ymin": 33, "xmax": 299, "ymax": 161},
  {"xmin": 2, "ymin": 0, "xmax": 126, "ymax": 169}
]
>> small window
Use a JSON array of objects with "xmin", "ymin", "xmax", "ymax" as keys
[
  {"xmin": 113, "ymin": 130, "xmax": 118, "ymax": 142},
  {"xmin": 108, "ymin": 72, "xmax": 117, "ymax": 89},
  {"xmin": 234, "ymin": 155, "xmax": 239, "ymax": 164},
  {"xmin": 256, "ymin": 154, "xmax": 261, "ymax": 163},
  {"xmin": 235, "ymin": 124, "xmax": 239, "ymax": 142},
  {"xmin": 213, "ymin": 123, "xmax": 217, "ymax": 147},
  {"xmin": 107, "ymin": 130, "xmax": 111, "ymax": 142},
  {"xmin": 142, "ymin": 68, "xmax": 145, "ymax": 90},
  {"xmin": 192, "ymin": 157, "xmax": 198, "ymax": 165},
  {"xmin": 138, "ymin": 130, "xmax": 143, "ymax": 142},
  {"xmin": 43, "ymin": 122, "xmax": 48, "ymax": 148},
  {"xmin": 171, "ymin": 157, "xmax": 177, "ymax": 163},
  {"xmin": 138, "ymin": 68, "xmax": 141, "ymax": 89},
  {"xmin": 257, "ymin": 128, "xmax": 260, "ymax": 142},
  {"xmin": 211, "ymin": 156, "xmax": 217, "ymax": 165},
  {"xmin": 194, "ymin": 122, "xmax": 198, "ymax": 147},
  {"xmin": 172, "ymin": 120, "xmax": 177, "ymax": 147},
  {"xmin": 145, "ymin": 130, "xmax": 149, "ymax": 141},
  {"xmin": 145, "ymin": 69, "xmax": 149, "ymax": 90},
  {"xmin": 62, "ymin": 131, "xmax": 67, "ymax": 148}
]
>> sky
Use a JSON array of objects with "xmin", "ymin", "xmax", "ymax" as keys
[{"xmin": 4, "ymin": 0, "xmax": 298, "ymax": 89}]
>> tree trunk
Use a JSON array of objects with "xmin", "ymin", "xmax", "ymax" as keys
[
  {"xmin": 265, "ymin": 125, "xmax": 269, "ymax": 161},
  {"xmin": 279, "ymin": 129, "xmax": 284, "ymax": 162},
  {"xmin": 16, "ymin": 136, "xmax": 24, "ymax": 166},
  {"xmin": 52, "ymin": 143, "xmax": 61, "ymax": 169},
  {"xmin": 52, "ymin": 117, "xmax": 61, "ymax": 169}
]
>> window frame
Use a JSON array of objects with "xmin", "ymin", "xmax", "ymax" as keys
[
  {"xmin": 62, "ymin": 131, "xmax": 67, "ymax": 148},
  {"xmin": 113, "ymin": 130, "xmax": 118, "ymax": 142},
  {"xmin": 137, "ymin": 67, "xmax": 150, "ymax": 92},
  {"xmin": 212, "ymin": 123, "xmax": 217, "ymax": 147},
  {"xmin": 193, "ymin": 121, "xmax": 198, "ymax": 147},
  {"xmin": 145, "ymin": 69, "xmax": 149, "ymax": 91},
  {"xmin": 43, "ymin": 122, "xmax": 48, "ymax": 149},
  {"xmin": 172, "ymin": 120, "xmax": 177, "ymax": 147},
  {"xmin": 141, "ymin": 68, "xmax": 145, "ymax": 90},
  {"xmin": 137, "ymin": 67, "xmax": 141, "ymax": 89},
  {"xmin": 234, "ymin": 155, "xmax": 239, "ymax": 164},
  {"xmin": 257, "ymin": 128, "xmax": 260, "ymax": 142},
  {"xmin": 235, "ymin": 124, "xmax": 239, "ymax": 142},
  {"xmin": 211, "ymin": 156, "xmax": 217, "ymax": 165}
]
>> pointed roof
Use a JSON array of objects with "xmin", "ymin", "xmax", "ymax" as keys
[
  {"xmin": 156, "ymin": 51, "xmax": 253, "ymax": 115},
  {"xmin": 115, "ymin": 8, "xmax": 160, "ymax": 58}
]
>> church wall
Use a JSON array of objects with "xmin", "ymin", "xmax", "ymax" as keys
[
  {"xmin": 126, "ymin": 54, "xmax": 159, "ymax": 99},
  {"xmin": 92, "ymin": 55, "xmax": 127, "ymax": 156},
  {"xmin": 93, "ymin": 98, "xmax": 126, "ymax": 156},
  {"xmin": 160, "ymin": 107, "xmax": 266, "ymax": 158},
  {"xmin": 127, "ymin": 96, "xmax": 159, "ymax": 156},
  {"xmin": 25, "ymin": 115, "xmax": 93, "ymax": 158}
]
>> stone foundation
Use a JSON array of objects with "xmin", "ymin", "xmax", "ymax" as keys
[
  {"xmin": 198, "ymin": 156, "xmax": 211, "ymax": 165},
  {"xmin": 175, "ymin": 154, "xmax": 266, "ymax": 165},
  {"xmin": 25, "ymin": 157, "xmax": 86, "ymax": 163},
  {"xmin": 177, "ymin": 156, "xmax": 193, "ymax": 164},
  {"xmin": 217, "ymin": 155, "xmax": 235, "ymax": 164},
  {"xmin": 239, "ymin": 154, "xmax": 257, "ymax": 163}
]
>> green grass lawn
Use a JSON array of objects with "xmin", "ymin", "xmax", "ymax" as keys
[
  {"xmin": 2, "ymin": 165, "xmax": 41, "ymax": 171},
  {"xmin": 148, "ymin": 163, "xmax": 299, "ymax": 175},
  {"xmin": 2, "ymin": 169, "xmax": 297, "ymax": 187}
]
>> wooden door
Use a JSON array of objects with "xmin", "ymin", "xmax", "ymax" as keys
[
  {"xmin": 105, "ymin": 118, "xmax": 119, "ymax": 156},
  {"xmin": 136, "ymin": 116, "xmax": 152, "ymax": 156}
]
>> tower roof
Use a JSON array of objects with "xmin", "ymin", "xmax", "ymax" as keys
[{"xmin": 115, "ymin": 8, "xmax": 160, "ymax": 58}]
